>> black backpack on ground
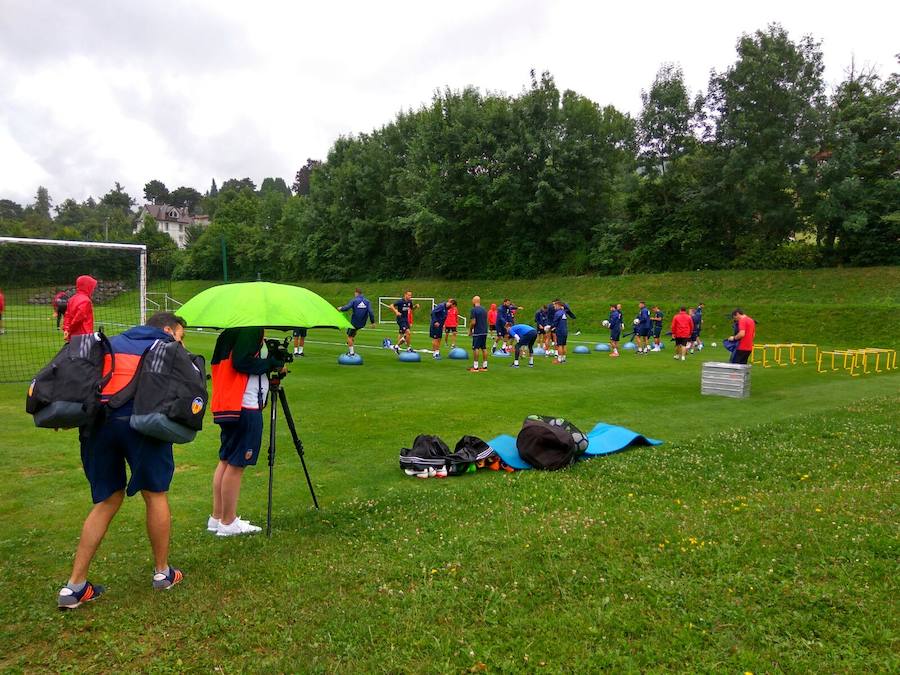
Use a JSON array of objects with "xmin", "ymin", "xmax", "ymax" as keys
[
  {"xmin": 26, "ymin": 332, "xmax": 114, "ymax": 429},
  {"xmin": 110, "ymin": 339, "xmax": 208, "ymax": 444},
  {"xmin": 399, "ymin": 434, "xmax": 495, "ymax": 475},
  {"xmin": 516, "ymin": 415, "xmax": 589, "ymax": 470}
]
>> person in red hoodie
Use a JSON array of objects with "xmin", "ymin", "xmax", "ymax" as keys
[
  {"xmin": 63, "ymin": 275, "xmax": 97, "ymax": 341},
  {"xmin": 670, "ymin": 306, "xmax": 694, "ymax": 362}
]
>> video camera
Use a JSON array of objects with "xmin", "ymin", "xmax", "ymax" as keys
[{"xmin": 265, "ymin": 336, "xmax": 294, "ymax": 377}]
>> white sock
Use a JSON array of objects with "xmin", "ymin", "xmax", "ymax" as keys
[
  {"xmin": 298, "ymin": 347, "xmax": 304, "ymax": 354},
  {"xmin": 349, "ymin": 347, "xmax": 354, "ymax": 355},
  {"xmin": 528, "ymin": 357, "xmax": 533, "ymax": 365},
  {"xmin": 482, "ymin": 361, "xmax": 488, "ymax": 368},
  {"xmin": 473, "ymin": 361, "xmax": 478, "ymax": 369}
]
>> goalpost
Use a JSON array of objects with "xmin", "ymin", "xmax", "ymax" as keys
[
  {"xmin": 0, "ymin": 236, "xmax": 148, "ymax": 383},
  {"xmin": 376, "ymin": 296, "xmax": 468, "ymax": 330}
]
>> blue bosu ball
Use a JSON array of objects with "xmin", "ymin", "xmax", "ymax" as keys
[
  {"xmin": 337, "ymin": 353, "xmax": 363, "ymax": 366},
  {"xmin": 573, "ymin": 345, "xmax": 590, "ymax": 354},
  {"xmin": 594, "ymin": 343, "xmax": 610, "ymax": 352},
  {"xmin": 533, "ymin": 347, "xmax": 546, "ymax": 356},
  {"xmin": 623, "ymin": 341, "xmax": 636, "ymax": 350},
  {"xmin": 492, "ymin": 349, "xmax": 510, "ymax": 357},
  {"xmin": 448, "ymin": 347, "xmax": 468, "ymax": 360},
  {"xmin": 398, "ymin": 350, "xmax": 421, "ymax": 362}
]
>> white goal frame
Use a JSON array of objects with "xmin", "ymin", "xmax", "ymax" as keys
[
  {"xmin": 0, "ymin": 236, "xmax": 148, "ymax": 324},
  {"xmin": 376, "ymin": 296, "xmax": 467, "ymax": 329}
]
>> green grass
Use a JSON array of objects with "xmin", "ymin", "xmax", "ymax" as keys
[{"xmin": 0, "ymin": 268, "xmax": 898, "ymax": 672}]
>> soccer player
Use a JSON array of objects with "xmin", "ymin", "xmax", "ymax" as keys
[
  {"xmin": 429, "ymin": 298, "xmax": 457, "ymax": 359},
  {"xmin": 690, "ymin": 302, "xmax": 704, "ymax": 353},
  {"xmin": 650, "ymin": 304, "xmax": 664, "ymax": 351},
  {"xmin": 671, "ymin": 306, "xmax": 694, "ymax": 361},
  {"xmin": 337, "ymin": 288, "xmax": 375, "ymax": 356},
  {"xmin": 443, "ymin": 301, "xmax": 459, "ymax": 349},
  {"xmin": 487, "ymin": 303, "xmax": 498, "ymax": 347},
  {"xmin": 210, "ymin": 327, "xmax": 286, "ymax": 537},
  {"xmin": 57, "ymin": 312, "xmax": 188, "ymax": 610},
  {"xmin": 494, "ymin": 299, "xmax": 515, "ymax": 352},
  {"xmin": 468, "ymin": 296, "xmax": 489, "ymax": 372},
  {"xmin": 53, "ymin": 289, "xmax": 68, "ymax": 330},
  {"xmin": 534, "ymin": 305, "xmax": 551, "ymax": 352},
  {"xmin": 608, "ymin": 303, "xmax": 622, "ymax": 357},
  {"xmin": 291, "ymin": 327, "xmax": 307, "ymax": 357},
  {"xmin": 507, "ymin": 322, "xmax": 538, "ymax": 368},
  {"xmin": 390, "ymin": 291, "xmax": 419, "ymax": 352},
  {"xmin": 728, "ymin": 308, "xmax": 756, "ymax": 364},
  {"xmin": 62, "ymin": 275, "xmax": 97, "ymax": 342},
  {"xmin": 635, "ymin": 301, "xmax": 651, "ymax": 354},
  {"xmin": 550, "ymin": 299, "xmax": 570, "ymax": 363}
]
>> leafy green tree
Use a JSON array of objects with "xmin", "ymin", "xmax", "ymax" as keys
[
  {"xmin": 292, "ymin": 160, "xmax": 321, "ymax": 196},
  {"xmin": 638, "ymin": 64, "xmax": 694, "ymax": 175},
  {"xmin": 812, "ymin": 62, "xmax": 900, "ymax": 264},
  {"xmin": 259, "ymin": 177, "xmax": 292, "ymax": 198},
  {"xmin": 705, "ymin": 24, "xmax": 826, "ymax": 258},
  {"xmin": 101, "ymin": 182, "xmax": 135, "ymax": 212},
  {"xmin": 169, "ymin": 186, "xmax": 202, "ymax": 213},
  {"xmin": 143, "ymin": 180, "xmax": 170, "ymax": 204},
  {"xmin": 0, "ymin": 199, "xmax": 24, "ymax": 221},
  {"xmin": 220, "ymin": 178, "xmax": 256, "ymax": 194}
]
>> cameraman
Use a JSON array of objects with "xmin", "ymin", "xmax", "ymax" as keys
[{"xmin": 208, "ymin": 327, "xmax": 285, "ymax": 537}]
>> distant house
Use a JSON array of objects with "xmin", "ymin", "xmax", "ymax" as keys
[{"xmin": 134, "ymin": 204, "xmax": 210, "ymax": 248}]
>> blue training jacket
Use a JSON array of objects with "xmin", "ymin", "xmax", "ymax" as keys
[{"xmin": 339, "ymin": 295, "xmax": 375, "ymax": 329}]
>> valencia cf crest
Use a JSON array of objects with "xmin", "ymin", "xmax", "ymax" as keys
[{"xmin": 191, "ymin": 396, "xmax": 204, "ymax": 415}]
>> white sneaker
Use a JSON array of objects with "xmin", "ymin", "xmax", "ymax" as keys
[
  {"xmin": 434, "ymin": 465, "xmax": 448, "ymax": 478},
  {"xmin": 216, "ymin": 517, "xmax": 262, "ymax": 536},
  {"xmin": 207, "ymin": 515, "xmax": 220, "ymax": 532},
  {"xmin": 681, "ymin": 356, "xmax": 686, "ymax": 361},
  {"xmin": 674, "ymin": 355, "xmax": 679, "ymax": 360}
]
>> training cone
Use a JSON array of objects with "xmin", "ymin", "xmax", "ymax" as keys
[
  {"xmin": 594, "ymin": 343, "xmax": 610, "ymax": 352},
  {"xmin": 573, "ymin": 345, "xmax": 590, "ymax": 354},
  {"xmin": 533, "ymin": 347, "xmax": 546, "ymax": 356},
  {"xmin": 448, "ymin": 347, "xmax": 468, "ymax": 360},
  {"xmin": 337, "ymin": 353, "xmax": 363, "ymax": 366},
  {"xmin": 398, "ymin": 350, "xmax": 421, "ymax": 362},
  {"xmin": 623, "ymin": 341, "xmax": 636, "ymax": 351}
]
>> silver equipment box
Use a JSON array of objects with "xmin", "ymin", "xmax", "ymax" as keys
[{"xmin": 701, "ymin": 362, "xmax": 751, "ymax": 398}]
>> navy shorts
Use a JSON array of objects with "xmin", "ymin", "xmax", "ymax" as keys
[
  {"xmin": 80, "ymin": 414, "xmax": 174, "ymax": 504},
  {"xmin": 397, "ymin": 320, "xmax": 410, "ymax": 333},
  {"xmin": 347, "ymin": 327, "xmax": 362, "ymax": 338},
  {"xmin": 472, "ymin": 334, "xmax": 487, "ymax": 350},
  {"xmin": 675, "ymin": 337, "xmax": 689, "ymax": 346},
  {"xmin": 515, "ymin": 332, "xmax": 537, "ymax": 356},
  {"xmin": 429, "ymin": 323, "xmax": 443, "ymax": 339},
  {"xmin": 610, "ymin": 331, "xmax": 621, "ymax": 341},
  {"xmin": 496, "ymin": 324, "xmax": 508, "ymax": 338},
  {"xmin": 652, "ymin": 328, "xmax": 662, "ymax": 338},
  {"xmin": 556, "ymin": 332, "xmax": 568, "ymax": 346},
  {"xmin": 444, "ymin": 326, "xmax": 457, "ymax": 334},
  {"xmin": 218, "ymin": 409, "xmax": 264, "ymax": 467},
  {"xmin": 292, "ymin": 328, "xmax": 307, "ymax": 338},
  {"xmin": 636, "ymin": 327, "xmax": 650, "ymax": 337}
]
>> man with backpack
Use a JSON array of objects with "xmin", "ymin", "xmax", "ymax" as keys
[{"xmin": 57, "ymin": 312, "xmax": 187, "ymax": 610}]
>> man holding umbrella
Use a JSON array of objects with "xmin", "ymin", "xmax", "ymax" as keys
[{"xmin": 208, "ymin": 328, "xmax": 286, "ymax": 536}]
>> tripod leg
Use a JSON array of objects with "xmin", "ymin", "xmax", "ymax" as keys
[
  {"xmin": 278, "ymin": 387, "xmax": 320, "ymax": 510},
  {"xmin": 266, "ymin": 385, "xmax": 279, "ymax": 537}
]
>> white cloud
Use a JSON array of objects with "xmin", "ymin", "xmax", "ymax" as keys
[{"xmin": 0, "ymin": 0, "xmax": 897, "ymax": 207}]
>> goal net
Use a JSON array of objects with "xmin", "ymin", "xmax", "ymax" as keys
[{"xmin": 0, "ymin": 237, "xmax": 148, "ymax": 383}]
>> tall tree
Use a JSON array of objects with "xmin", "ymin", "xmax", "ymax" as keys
[
  {"xmin": 169, "ymin": 186, "xmax": 203, "ymax": 213},
  {"xmin": 292, "ymin": 159, "xmax": 322, "ymax": 196},
  {"xmin": 220, "ymin": 178, "xmax": 256, "ymax": 193},
  {"xmin": 143, "ymin": 180, "xmax": 170, "ymax": 204},
  {"xmin": 101, "ymin": 182, "xmax": 135, "ymax": 212},
  {"xmin": 208, "ymin": 178, "xmax": 218, "ymax": 198},
  {"xmin": 705, "ymin": 24, "xmax": 826, "ymax": 256},
  {"xmin": 638, "ymin": 64, "xmax": 694, "ymax": 175}
]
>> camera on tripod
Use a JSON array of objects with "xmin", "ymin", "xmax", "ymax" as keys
[{"xmin": 265, "ymin": 336, "xmax": 294, "ymax": 376}]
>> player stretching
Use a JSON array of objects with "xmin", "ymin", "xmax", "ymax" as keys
[{"xmin": 429, "ymin": 298, "xmax": 456, "ymax": 359}]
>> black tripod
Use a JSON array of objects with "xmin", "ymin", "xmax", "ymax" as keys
[{"xmin": 265, "ymin": 373, "xmax": 319, "ymax": 537}]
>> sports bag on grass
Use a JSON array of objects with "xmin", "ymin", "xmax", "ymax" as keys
[
  {"xmin": 26, "ymin": 332, "xmax": 114, "ymax": 429},
  {"xmin": 111, "ymin": 339, "xmax": 208, "ymax": 444},
  {"xmin": 516, "ymin": 415, "xmax": 589, "ymax": 470}
]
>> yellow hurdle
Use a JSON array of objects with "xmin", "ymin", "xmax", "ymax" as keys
[{"xmin": 816, "ymin": 347, "xmax": 896, "ymax": 376}]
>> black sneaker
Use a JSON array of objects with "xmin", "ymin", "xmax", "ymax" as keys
[{"xmin": 58, "ymin": 581, "xmax": 105, "ymax": 610}]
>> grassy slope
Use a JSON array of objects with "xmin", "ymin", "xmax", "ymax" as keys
[{"xmin": 0, "ymin": 267, "xmax": 898, "ymax": 672}]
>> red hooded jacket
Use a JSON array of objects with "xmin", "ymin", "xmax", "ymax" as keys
[
  {"xmin": 63, "ymin": 275, "xmax": 97, "ymax": 338},
  {"xmin": 671, "ymin": 310, "xmax": 694, "ymax": 339}
]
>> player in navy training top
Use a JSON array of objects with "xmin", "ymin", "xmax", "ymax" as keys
[
  {"xmin": 608, "ymin": 304, "xmax": 622, "ymax": 357},
  {"xmin": 468, "ymin": 296, "xmax": 490, "ymax": 371},
  {"xmin": 507, "ymin": 323, "xmax": 538, "ymax": 367},
  {"xmin": 550, "ymin": 299, "xmax": 570, "ymax": 363},
  {"xmin": 650, "ymin": 305, "xmax": 664, "ymax": 351},
  {"xmin": 635, "ymin": 301, "xmax": 651, "ymax": 354},
  {"xmin": 535, "ymin": 305, "xmax": 551, "ymax": 352},
  {"xmin": 390, "ymin": 290, "xmax": 419, "ymax": 352},
  {"xmin": 690, "ymin": 302, "xmax": 704, "ymax": 352},
  {"xmin": 429, "ymin": 298, "xmax": 456, "ymax": 359},
  {"xmin": 337, "ymin": 288, "xmax": 375, "ymax": 356}
]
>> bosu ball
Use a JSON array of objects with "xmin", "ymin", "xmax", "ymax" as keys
[
  {"xmin": 573, "ymin": 345, "xmax": 590, "ymax": 354},
  {"xmin": 492, "ymin": 349, "xmax": 510, "ymax": 357},
  {"xmin": 398, "ymin": 351, "xmax": 421, "ymax": 362},
  {"xmin": 533, "ymin": 347, "xmax": 546, "ymax": 356},
  {"xmin": 594, "ymin": 343, "xmax": 610, "ymax": 352},
  {"xmin": 338, "ymin": 353, "xmax": 363, "ymax": 365},
  {"xmin": 448, "ymin": 347, "xmax": 469, "ymax": 360},
  {"xmin": 623, "ymin": 341, "xmax": 636, "ymax": 351}
]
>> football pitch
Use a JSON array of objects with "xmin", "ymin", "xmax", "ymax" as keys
[{"xmin": 1, "ymin": 271, "xmax": 898, "ymax": 672}]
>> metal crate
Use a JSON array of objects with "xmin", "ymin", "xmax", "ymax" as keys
[{"xmin": 701, "ymin": 362, "xmax": 751, "ymax": 398}]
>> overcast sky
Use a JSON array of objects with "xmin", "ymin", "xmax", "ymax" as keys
[{"xmin": 1, "ymin": 0, "xmax": 897, "ymax": 207}]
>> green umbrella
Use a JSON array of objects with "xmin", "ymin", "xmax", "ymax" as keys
[{"xmin": 176, "ymin": 282, "xmax": 352, "ymax": 331}]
